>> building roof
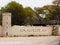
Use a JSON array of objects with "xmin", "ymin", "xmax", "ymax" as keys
[{"xmin": 33, "ymin": 20, "xmax": 60, "ymax": 25}]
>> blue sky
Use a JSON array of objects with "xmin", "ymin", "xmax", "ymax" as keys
[{"xmin": 0, "ymin": 0, "xmax": 53, "ymax": 9}]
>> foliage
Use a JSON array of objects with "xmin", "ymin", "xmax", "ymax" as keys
[
  {"xmin": 1, "ymin": 1, "xmax": 60, "ymax": 25},
  {"xmin": 1, "ymin": 1, "xmax": 37, "ymax": 25},
  {"xmin": 35, "ymin": 5, "xmax": 60, "ymax": 21},
  {"xmin": 53, "ymin": 0, "xmax": 60, "ymax": 6},
  {"xmin": 0, "ymin": 10, "xmax": 2, "ymax": 25},
  {"xmin": 3, "ymin": 1, "xmax": 26, "ymax": 25},
  {"xmin": 24, "ymin": 7, "xmax": 35, "ymax": 25}
]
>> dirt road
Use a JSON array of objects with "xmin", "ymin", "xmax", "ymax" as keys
[{"xmin": 0, "ymin": 36, "xmax": 60, "ymax": 45}]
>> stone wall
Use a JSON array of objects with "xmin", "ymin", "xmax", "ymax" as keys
[
  {"xmin": 8, "ymin": 25, "xmax": 53, "ymax": 36},
  {"xmin": 57, "ymin": 25, "xmax": 60, "ymax": 35},
  {"xmin": 0, "ymin": 26, "xmax": 1, "ymax": 36},
  {"xmin": 0, "ymin": 25, "xmax": 60, "ymax": 36}
]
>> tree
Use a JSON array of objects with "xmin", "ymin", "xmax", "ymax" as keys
[
  {"xmin": 24, "ymin": 7, "xmax": 35, "ymax": 25},
  {"xmin": 35, "ymin": 6, "xmax": 50, "ymax": 21},
  {"xmin": 43, "ymin": 5, "xmax": 60, "ymax": 20},
  {"xmin": 3, "ymin": 1, "xmax": 26, "ymax": 25},
  {"xmin": 35, "ymin": 5, "xmax": 60, "ymax": 21},
  {"xmin": 53, "ymin": 0, "xmax": 60, "ymax": 20},
  {"xmin": 0, "ymin": 10, "xmax": 2, "ymax": 25},
  {"xmin": 53, "ymin": 0, "xmax": 60, "ymax": 6}
]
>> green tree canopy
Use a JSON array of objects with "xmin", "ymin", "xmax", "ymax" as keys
[
  {"xmin": 24, "ymin": 7, "xmax": 35, "ymax": 25},
  {"xmin": 35, "ymin": 5, "xmax": 60, "ymax": 20},
  {"xmin": 53, "ymin": 0, "xmax": 60, "ymax": 6},
  {"xmin": 3, "ymin": 1, "xmax": 26, "ymax": 25},
  {"xmin": 0, "ymin": 10, "xmax": 2, "ymax": 25}
]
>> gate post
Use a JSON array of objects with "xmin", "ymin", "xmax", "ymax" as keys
[{"xmin": 2, "ymin": 12, "xmax": 11, "ymax": 37}]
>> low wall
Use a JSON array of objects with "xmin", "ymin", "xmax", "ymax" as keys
[
  {"xmin": 57, "ymin": 25, "xmax": 60, "ymax": 35},
  {"xmin": 8, "ymin": 25, "xmax": 53, "ymax": 36},
  {"xmin": 1, "ymin": 25, "xmax": 60, "ymax": 36},
  {"xmin": 0, "ymin": 26, "xmax": 1, "ymax": 36}
]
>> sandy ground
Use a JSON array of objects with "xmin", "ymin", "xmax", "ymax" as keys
[{"xmin": 0, "ymin": 36, "xmax": 60, "ymax": 45}]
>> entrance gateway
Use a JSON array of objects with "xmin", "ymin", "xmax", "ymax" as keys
[{"xmin": 1, "ymin": 13, "xmax": 59, "ymax": 36}]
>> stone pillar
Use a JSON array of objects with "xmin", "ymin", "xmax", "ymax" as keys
[
  {"xmin": 2, "ymin": 13, "xmax": 11, "ymax": 36},
  {"xmin": 52, "ymin": 25, "xmax": 58, "ymax": 36}
]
